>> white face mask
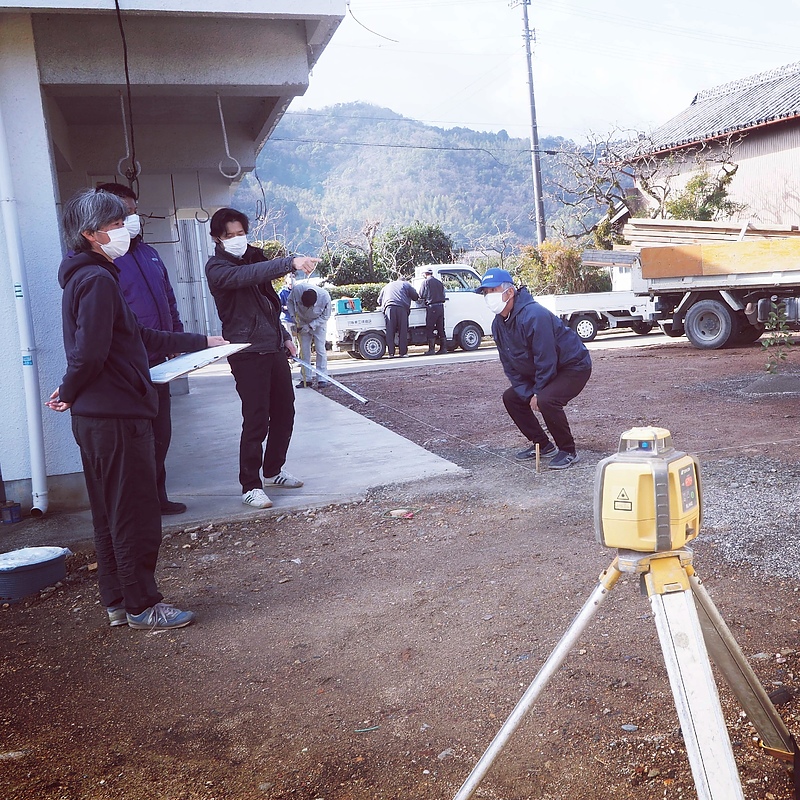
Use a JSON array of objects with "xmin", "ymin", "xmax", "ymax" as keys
[
  {"xmin": 99, "ymin": 226, "xmax": 131, "ymax": 260},
  {"xmin": 124, "ymin": 214, "xmax": 141, "ymax": 238},
  {"xmin": 484, "ymin": 289, "xmax": 509, "ymax": 315},
  {"xmin": 222, "ymin": 235, "xmax": 248, "ymax": 258}
]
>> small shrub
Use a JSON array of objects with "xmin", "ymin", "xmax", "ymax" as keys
[
  {"xmin": 328, "ymin": 283, "xmax": 383, "ymax": 312},
  {"xmin": 761, "ymin": 301, "xmax": 794, "ymax": 374}
]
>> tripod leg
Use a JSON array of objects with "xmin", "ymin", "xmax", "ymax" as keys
[
  {"xmin": 690, "ymin": 573, "xmax": 796, "ymax": 763},
  {"xmin": 646, "ymin": 558, "xmax": 744, "ymax": 800},
  {"xmin": 452, "ymin": 559, "xmax": 622, "ymax": 800}
]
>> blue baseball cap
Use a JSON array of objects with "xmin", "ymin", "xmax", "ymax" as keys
[{"xmin": 475, "ymin": 268, "xmax": 514, "ymax": 293}]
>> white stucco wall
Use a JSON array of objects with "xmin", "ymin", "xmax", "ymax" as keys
[
  {"xmin": 0, "ymin": 2, "xmax": 344, "ymax": 509},
  {"xmin": 0, "ymin": 15, "xmax": 80, "ymax": 486}
]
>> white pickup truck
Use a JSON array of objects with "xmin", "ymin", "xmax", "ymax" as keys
[
  {"xmin": 327, "ymin": 264, "xmax": 496, "ymax": 359},
  {"xmin": 534, "ymin": 290, "xmax": 654, "ymax": 342}
]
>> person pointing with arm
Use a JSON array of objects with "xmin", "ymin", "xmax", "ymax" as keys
[{"xmin": 204, "ymin": 207, "xmax": 318, "ymax": 510}]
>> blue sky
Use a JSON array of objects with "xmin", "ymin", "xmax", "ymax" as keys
[{"xmin": 293, "ymin": 0, "xmax": 800, "ymax": 140}]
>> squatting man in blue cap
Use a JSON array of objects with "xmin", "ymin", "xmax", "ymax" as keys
[{"xmin": 476, "ymin": 269, "xmax": 592, "ymax": 469}]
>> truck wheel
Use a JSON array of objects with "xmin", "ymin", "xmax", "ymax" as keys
[
  {"xmin": 659, "ymin": 322, "xmax": 683, "ymax": 338},
  {"xmin": 684, "ymin": 299, "xmax": 735, "ymax": 349},
  {"xmin": 570, "ymin": 315, "xmax": 598, "ymax": 342},
  {"xmin": 458, "ymin": 323, "xmax": 482, "ymax": 351},
  {"xmin": 630, "ymin": 321, "xmax": 654, "ymax": 335},
  {"xmin": 356, "ymin": 332, "xmax": 387, "ymax": 360}
]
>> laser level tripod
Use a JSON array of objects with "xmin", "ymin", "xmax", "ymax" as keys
[{"xmin": 454, "ymin": 428, "xmax": 798, "ymax": 800}]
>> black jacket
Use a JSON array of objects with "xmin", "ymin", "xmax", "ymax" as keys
[
  {"xmin": 492, "ymin": 287, "xmax": 591, "ymax": 399},
  {"xmin": 58, "ymin": 251, "xmax": 207, "ymax": 418},
  {"xmin": 419, "ymin": 275, "xmax": 446, "ymax": 305},
  {"xmin": 205, "ymin": 244, "xmax": 294, "ymax": 353}
]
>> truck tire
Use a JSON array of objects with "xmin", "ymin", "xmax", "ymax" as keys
[
  {"xmin": 356, "ymin": 332, "xmax": 387, "ymax": 360},
  {"xmin": 684, "ymin": 299, "xmax": 735, "ymax": 349},
  {"xmin": 659, "ymin": 322, "xmax": 683, "ymax": 338},
  {"xmin": 630, "ymin": 321, "xmax": 654, "ymax": 335},
  {"xmin": 570, "ymin": 315, "xmax": 598, "ymax": 342},
  {"xmin": 458, "ymin": 322, "xmax": 482, "ymax": 351}
]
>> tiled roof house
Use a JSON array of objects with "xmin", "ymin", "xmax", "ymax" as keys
[{"xmin": 639, "ymin": 62, "xmax": 800, "ymax": 225}]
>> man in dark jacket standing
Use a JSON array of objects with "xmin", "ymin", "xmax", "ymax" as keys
[
  {"xmin": 205, "ymin": 208, "xmax": 318, "ymax": 510},
  {"xmin": 98, "ymin": 183, "xmax": 187, "ymax": 516},
  {"xmin": 476, "ymin": 269, "xmax": 591, "ymax": 470},
  {"xmin": 419, "ymin": 268, "xmax": 448, "ymax": 355},
  {"xmin": 378, "ymin": 277, "xmax": 419, "ymax": 358},
  {"xmin": 47, "ymin": 189, "xmax": 227, "ymax": 631}
]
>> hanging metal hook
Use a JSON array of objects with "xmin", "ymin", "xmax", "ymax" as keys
[
  {"xmin": 116, "ymin": 92, "xmax": 142, "ymax": 181},
  {"xmin": 216, "ymin": 93, "xmax": 241, "ymax": 180},
  {"xmin": 195, "ymin": 171, "xmax": 211, "ymax": 223},
  {"xmin": 253, "ymin": 165, "xmax": 268, "ymax": 222}
]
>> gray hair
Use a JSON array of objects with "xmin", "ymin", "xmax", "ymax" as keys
[
  {"xmin": 499, "ymin": 281, "xmax": 514, "ymax": 291},
  {"xmin": 62, "ymin": 189, "xmax": 127, "ymax": 252}
]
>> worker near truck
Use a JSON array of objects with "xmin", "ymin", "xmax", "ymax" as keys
[
  {"xmin": 378, "ymin": 277, "xmax": 419, "ymax": 358},
  {"xmin": 288, "ymin": 285, "xmax": 332, "ymax": 389},
  {"xmin": 419, "ymin": 268, "xmax": 448, "ymax": 355},
  {"xmin": 476, "ymin": 269, "xmax": 591, "ymax": 470},
  {"xmin": 205, "ymin": 207, "xmax": 319, "ymax": 510}
]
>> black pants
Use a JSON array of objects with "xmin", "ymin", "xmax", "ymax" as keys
[
  {"xmin": 502, "ymin": 368, "xmax": 591, "ymax": 454},
  {"xmin": 229, "ymin": 351, "xmax": 295, "ymax": 492},
  {"xmin": 153, "ymin": 382, "xmax": 172, "ymax": 505},
  {"xmin": 72, "ymin": 415, "xmax": 163, "ymax": 615},
  {"xmin": 384, "ymin": 305, "xmax": 409, "ymax": 356},
  {"xmin": 425, "ymin": 304, "xmax": 446, "ymax": 350}
]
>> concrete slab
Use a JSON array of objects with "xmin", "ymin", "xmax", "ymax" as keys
[{"xmin": 0, "ymin": 367, "xmax": 463, "ymax": 553}]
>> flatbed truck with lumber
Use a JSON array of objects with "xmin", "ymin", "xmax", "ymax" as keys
[
  {"xmin": 628, "ymin": 237, "xmax": 800, "ymax": 349},
  {"xmin": 577, "ymin": 235, "xmax": 800, "ymax": 349}
]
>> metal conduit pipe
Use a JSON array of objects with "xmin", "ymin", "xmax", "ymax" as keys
[{"xmin": 0, "ymin": 100, "xmax": 48, "ymax": 516}]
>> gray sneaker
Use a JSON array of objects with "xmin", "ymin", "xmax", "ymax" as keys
[
  {"xmin": 549, "ymin": 450, "xmax": 580, "ymax": 470},
  {"xmin": 516, "ymin": 442, "xmax": 557, "ymax": 460},
  {"xmin": 107, "ymin": 606, "xmax": 128, "ymax": 627},
  {"xmin": 127, "ymin": 603, "xmax": 195, "ymax": 631}
]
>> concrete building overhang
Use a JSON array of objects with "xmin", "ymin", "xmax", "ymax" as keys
[{"xmin": 0, "ymin": 2, "xmax": 345, "ymax": 177}]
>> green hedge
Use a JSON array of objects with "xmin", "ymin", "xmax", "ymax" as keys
[{"xmin": 328, "ymin": 283, "xmax": 383, "ymax": 313}]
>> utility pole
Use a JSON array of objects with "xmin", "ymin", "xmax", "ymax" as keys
[{"xmin": 511, "ymin": 0, "xmax": 546, "ymax": 245}]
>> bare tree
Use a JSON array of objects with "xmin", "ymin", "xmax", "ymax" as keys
[
  {"xmin": 465, "ymin": 219, "xmax": 520, "ymax": 270},
  {"xmin": 549, "ymin": 129, "xmax": 745, "ymax": 246}
]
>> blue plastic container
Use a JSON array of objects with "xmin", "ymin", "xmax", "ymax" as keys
[{"xmin": 0, "ymin": 546, "xmax": 69, "ymax": 603}]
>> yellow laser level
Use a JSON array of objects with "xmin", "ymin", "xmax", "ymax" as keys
[{"xmin": 594, "ymin": 427, "xmax": 701, "ymax": 552}]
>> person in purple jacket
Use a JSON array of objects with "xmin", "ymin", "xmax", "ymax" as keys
[{"xmin": 97, "ymin": 183, "xmax": 187, "ymax": 516}]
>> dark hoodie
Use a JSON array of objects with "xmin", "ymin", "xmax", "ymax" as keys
[
  {"xmin": 58, "ymin": 250, "xmax": 206, "ymax": 419},
  {"xmin": 492, "ymin": 286, "xmax": 592, "ymax": 400}
]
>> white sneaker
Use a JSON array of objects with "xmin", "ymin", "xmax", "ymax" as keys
[
  {"xmin": 242, "ymin": 488, "xmax": 273, "ymax": 508},
  {"xmin": 264, "ymin": 470, "xmax": 304, "ymax": 489}
]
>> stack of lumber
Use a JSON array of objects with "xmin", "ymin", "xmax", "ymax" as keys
[{"xmin": 620, "ymin": 219, "xmax": 800, "ymax": 248}]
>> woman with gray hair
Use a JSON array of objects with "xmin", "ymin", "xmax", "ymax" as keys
[{"xmin": 47, "ymin": 188, "xmax": 227, "ymax": 631}]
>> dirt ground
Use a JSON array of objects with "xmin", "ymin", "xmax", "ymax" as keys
[{"xmin": 3, "ymin": 337, "xmax": 800, "ymax": 800}]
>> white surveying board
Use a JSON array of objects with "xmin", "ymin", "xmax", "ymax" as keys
[{"xmin": 149, "ymin": 343, "xmax": 249, "ymax": 384}]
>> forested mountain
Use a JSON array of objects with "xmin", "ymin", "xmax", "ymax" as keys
[{"xmin": 232, "ymin": 102, "xmax": 576, "ymax": 255}]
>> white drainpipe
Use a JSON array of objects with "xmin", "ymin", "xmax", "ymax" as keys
[{"xmin": 0, "ymin": 100, "xmax": 48, "ymax": 516}]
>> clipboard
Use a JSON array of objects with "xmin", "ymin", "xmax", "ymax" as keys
[{"xmin": 149, "ymin": 343, "xmax": 250, "ymax": 384}]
